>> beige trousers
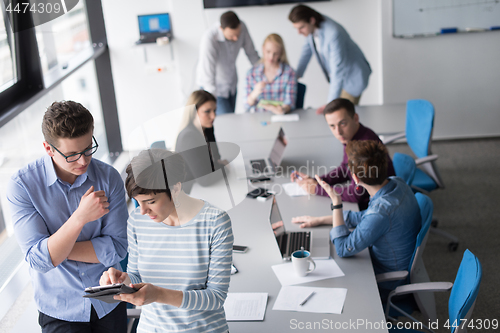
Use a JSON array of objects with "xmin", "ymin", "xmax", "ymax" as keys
[{"xmin": 340, "ymin": 89, "xmax": 361, "ymax": 105}]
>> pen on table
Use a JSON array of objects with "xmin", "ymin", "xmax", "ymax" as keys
[{"xmin": 299, "ymin": 291, "xmax": 316, "ymax": 306}]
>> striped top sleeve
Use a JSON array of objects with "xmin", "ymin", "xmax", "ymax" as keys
[{"xmin": 125, "ymin": 201, "xmax": 233, "ymax": 333}]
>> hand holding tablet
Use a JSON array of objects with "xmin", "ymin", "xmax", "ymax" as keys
[{"xmin": 83, "ymin": 283, "xmax": 138, "ymax": 303}]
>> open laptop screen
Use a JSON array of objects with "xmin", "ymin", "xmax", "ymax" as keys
[
  {"xmin": 270, "ymin": 196, "xmax": 285, "ymax": 238},
  {"xmin": 268, "ymin": 128, "xmax": 287, "ymax": 168},
  {"xmin": 138, "ymin": 13, "xmax": 171, "ymax": 35}
]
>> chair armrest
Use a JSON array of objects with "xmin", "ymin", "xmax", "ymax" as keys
[
  {"xmin": 415, "ymin": 154, "xmax": 438, "ymax": 165},
  {"xmin": 380, "ymin": 132, "xmax": 406, "ymax": 144},
  {"xmin": 127, "ymin": 308, "xmax": 141, "ymax": 318},
  {"xmin": 376, "ymin": 271, "xmax": 409, "ymax": 283},
  {"xmin": 410, "ymin": 185, "xmax": 430, "ymax": 195},
  {"xmin": 391, "ymin": 282, "xmax": 453, "ymax": 298}
]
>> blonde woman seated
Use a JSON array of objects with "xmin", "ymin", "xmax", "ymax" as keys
[
  {"xmin": 175, "ymin": 90, "xmax": 228, "ymax": 189},
  {"xmin": 245, "ymin": 33, "xmax": 297, "ymax": 114},
  {"xmin": 100, "ymin": 149, "xmax": 233, "ymax": 333}
]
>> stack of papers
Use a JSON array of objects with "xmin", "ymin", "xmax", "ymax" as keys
[
  {"xmin": 273, "ymin": 286, "xmax": 347, "ymax": 314},
  {"xmin": 271, "ymin": 260, "xmax": 347, "ymax": 314},
  {"xmin": 224, "ymin": 293, "xmax": 268, "ymax": 321},
  {"xmin": 270, "ymin": 114, "xmax": 300, "ymax": 122},
  {"xmin": 282, "ymin": 182, "xmax": 308, "ymax": 197}
]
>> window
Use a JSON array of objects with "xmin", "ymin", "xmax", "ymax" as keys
[
  {"xmin": 35, "ymin": 0, "xmax": 91, "ymax": 79},
  {"xmin": 0, "ymin": 8, "xmax": 17, "ymax": 93}
]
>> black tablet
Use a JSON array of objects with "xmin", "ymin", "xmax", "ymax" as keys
[{"xmin": 83, "ymin": 283, "xmax": 138, "ymax": 303}]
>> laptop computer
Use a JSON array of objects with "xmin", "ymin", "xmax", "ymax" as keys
[
  {"xmin": 136, "ymin": 13, "xmax": 172, "ymax": 44},
  {"xmin": 270, "ymin": 196, "xmax": 331, "ymax": 260},
  {"xmin": 248, "ymin": 127, "xmax": 287, "ymax": 176}
]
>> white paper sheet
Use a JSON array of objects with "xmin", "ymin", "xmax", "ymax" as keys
[
  {"xmin": 271, "ymin": 114, "xmax": 300, "ymax": 122},
  {"xmin": 273, "ymin": 286, "xmax": 347, "ymax": 314},
  {"xmin": 283, "ymin": 182, "xmax": 308, "ymax": 197},
  {"xmin": 271, "ymin": 259, "xmax": 345, "ymax": 286},
  {"xmin": 224, "ymin": 293, "xmax": 268, "ymax": 321}
]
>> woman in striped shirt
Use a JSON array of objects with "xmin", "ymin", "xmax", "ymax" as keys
[
  {"xmin": 245, "ymin": 33, "xmax": 297, "ymax": 114},
  {"xmin": 100, "ymin": 149, "xmax": 233, "ymax": 332}
]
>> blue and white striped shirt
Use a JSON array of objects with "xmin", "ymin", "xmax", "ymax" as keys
[{"xmin": 127, "ymin": 201, "xmax": 233, "ymax": 332}]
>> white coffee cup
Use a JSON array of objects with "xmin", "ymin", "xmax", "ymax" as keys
[{"xmin": 291, "ymin": 250, "xmax": 316, "ymax": 277}]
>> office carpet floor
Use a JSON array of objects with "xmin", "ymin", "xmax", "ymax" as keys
[{"xmin": 386, "ymin": 138, "xmax": 500, "ymax": 333}]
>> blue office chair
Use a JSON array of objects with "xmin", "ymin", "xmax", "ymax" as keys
[
  {"xmin": 392, "ymin": 152, "xmax": 416, "ymax": 185},
  {"xmin": 377, "ymin": 193, "xmax": 436, "ymax": 323},
  {"xmin": 295, "ymin": 82, "xmax": 306, "ymax": 109},
  {"xmin": 383, "ymin": 99, "xmax": 458, "ymax": 251},
  {"xmin": 387, "ymin": 249, "xmax": 482, "ymax": 333}
]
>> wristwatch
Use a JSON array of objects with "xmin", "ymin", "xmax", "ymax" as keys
[{"xmin": 331, "ymin": 203, "xmax": 343, "ymax": 210}]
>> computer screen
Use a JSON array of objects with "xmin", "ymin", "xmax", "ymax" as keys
[
  {"xmin": 138, "ymin": 13, "xmax": 171, "ymax": 34},
  {"xmin": 270, "ymin": 196, "xmax": 285, "ymax": 238}
]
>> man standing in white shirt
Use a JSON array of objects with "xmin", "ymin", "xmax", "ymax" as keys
[{"xmin": 197, "ymin": 11, "xmax": 260, "ymax": 114}]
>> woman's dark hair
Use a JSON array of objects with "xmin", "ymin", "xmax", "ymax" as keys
[
  {"xmin": 220, "ymin": 11, "xmax": 240, "ymax": 29},
  {"xmin": 346, "ymin": 140, "xmax": 388, "ymax": 186},
  {"xmin": 288, "ymin": 5, "xmax": 324, "ymax": 27},
  {"xmin": 125, "ymin": 149, "xmax": 186, "ymax": 200}
]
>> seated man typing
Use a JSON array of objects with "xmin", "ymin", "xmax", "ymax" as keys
[
  {"xmin": 294, "ymin": 140, "xmax": 420, "ymax": 300},
  {"xmin": 291, "ymin": 98, "xmax": 395, "ymax": 210}
]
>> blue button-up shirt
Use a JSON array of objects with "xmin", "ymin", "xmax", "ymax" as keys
[
  {"xmin": 330, "ymin": 177, "xmax": 421, "ymax": 290},
  {"xmin": 7, "ymin": 154, "xmax": 128, "ymax": 321}
]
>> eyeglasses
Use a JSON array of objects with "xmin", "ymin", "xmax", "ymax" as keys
[{"xmin": 49, "ymin": 136, "xmax": 99, "ymax": 163}]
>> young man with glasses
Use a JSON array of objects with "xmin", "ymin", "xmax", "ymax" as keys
[{"xmin": 7, "ymin": 101, "xmax": 128, "ymax": 333}]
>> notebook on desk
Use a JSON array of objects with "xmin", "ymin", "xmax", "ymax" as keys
[
  {"xmin": 270, "ymin": 196, "xmax": 330, "ymax": 260},
  {"xmin": 247, "ymin": 127, "xmax": 287, "ymax": 176}
]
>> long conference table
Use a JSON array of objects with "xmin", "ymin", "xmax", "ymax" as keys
[{"xmin": 190, "ymin": 107, "xmax": 397, "ymax": 332}]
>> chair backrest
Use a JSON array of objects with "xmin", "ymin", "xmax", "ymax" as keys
[
  {"xmin": 449, "ymin": 249, "xmax": 482, "ymax": 333},
  {"xmin": 409, "ymin": 193, "xmax": 433, "ymax": 281},
  {"xmin": 296, "ymin": 83, "xmax": 306, "ymax": 109},
  {"xmin": 409, "ymin": 193, "xmax": 437, "ymax": 322},
  {"xmin": 393, "ymin": 152, "xmax": 416, "ymax": 185},
  {"xmin": 406, "ymin": 99, "xmax": 434, "ymax": 159}
]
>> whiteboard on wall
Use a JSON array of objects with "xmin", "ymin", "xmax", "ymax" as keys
[{"xmin": 393, "ymin": 0, "xmax": 500, "ymax": 38}]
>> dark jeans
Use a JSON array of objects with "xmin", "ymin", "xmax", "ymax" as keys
[
  {"xmin": 38, "ymin": 302, "xmax": 127, "ymax": 333},
  {"xmin": 216, "ymin": 91, "xmax": 237, "ymax": 115}
]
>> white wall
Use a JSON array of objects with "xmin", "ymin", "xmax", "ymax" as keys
[
  {"xmin": 102, "ymin": 0, "xmax": 382, "ymax": 150},
  {"xmin": 381, "ymin": 0, "xmax": 500, "ymax": 139}
]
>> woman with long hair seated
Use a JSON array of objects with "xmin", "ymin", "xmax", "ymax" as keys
[
  {"xmin": 293, "ymin": 140, "xmax": 421, "ymax": 299},
  {"xmin": 100, "ymin": 149, "xmax": 233, "ymax": 332},
  {"xmin": 175, "ymin": 90, "xmax": 228, "ymax": 189},
  {"xmin": 245, "ymin": 33, "xmax": 297, "ymax": 114}
]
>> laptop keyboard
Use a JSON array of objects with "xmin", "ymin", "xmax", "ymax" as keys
[
  {"xmin": 250, "ymin": 159, "xmax": 267, "ymax": 173},
  {"xmin": 287, "ymin": 232, "xmax": 311, "ymax": 256}
]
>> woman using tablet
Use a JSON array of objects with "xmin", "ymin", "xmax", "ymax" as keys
[
  {"xmin": 100, "ymin": 149, "xmax": 233, "ymax": 333},
  {"xmin": 245, "ymin": 33, "xmax": 297, "ymax": 114}
]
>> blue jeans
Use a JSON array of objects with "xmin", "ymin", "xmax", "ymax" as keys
[{"xmin": 216, "ymin": 91, "xmax": 237, "ymax": 115}]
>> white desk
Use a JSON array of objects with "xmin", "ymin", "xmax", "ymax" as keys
[
  {"xmin": 214, "ymin": 104, "xmax": 407, "ymax": 145},
  {"xmin": 190, "ymin": 133, "xmax": 389, "ymax": 332}
]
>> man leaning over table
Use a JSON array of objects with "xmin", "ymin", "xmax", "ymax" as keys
[
  {"xmin": 291, "ymin": 98, "xmax": 395, "ymax": 211},
  {"xmin": 7, "ymin": 101, "xmax": 128, "ymax": 333},
  {"xmin": 289, "ymin": 4, "xmax": 372, "ymax": 114},
  {"xmin": 197, "ymin": 10, "xmax": 260, "ymax": 114}
]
